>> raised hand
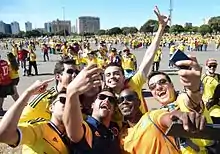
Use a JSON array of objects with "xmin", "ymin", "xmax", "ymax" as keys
[
  {"xmin": 154, "ymin": 6, "xmax": 169, "ymax": 28},
  {"xmin": 67, "ymin": 63, "xmax": 103, "ymax": 95},
  {"xmin": 175, "ymin": 55, "xmax": 202, "ymax": 92},
  {"xmin": 26, "ymin": 78, "xmax": 54, "ymax": 95}
]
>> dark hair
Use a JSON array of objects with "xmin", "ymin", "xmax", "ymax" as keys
[
  {"xmin": 147, "ymin": 71, "xmax": 172, "ymax": 85},
  {"xmin": 7, "ymin": 52, "xmax": 19, "ymax": 71},
  {"xmin": 54, "ymin": 57, "xmax": 75, "ymax": 85},
  {"xmin": 105, "ymin": 62, "xmax": 124, "ymax": 75}
]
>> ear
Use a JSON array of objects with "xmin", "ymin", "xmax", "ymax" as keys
[
  {"xmin": 55, "ymin": 74, "xmax": 61, "ymax": 81},
  {"xmin": 49, "ymin": 104, "xmax": 53, "ymax": 113},
  {"xmin": 91, "ymin": 102, "xmax": 95, "ymax": 109}
]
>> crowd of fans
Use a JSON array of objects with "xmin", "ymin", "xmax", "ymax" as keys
[{"xmin": 0, "ymin": 6, "xmax": 220, "ymax": 154}]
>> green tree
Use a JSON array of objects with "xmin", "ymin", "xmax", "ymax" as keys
[
  {"xmin": 121, "ymin": 27, "xmax": 138, "ymax": 35},
  {"xmin": 169, "ymin": 24, "xmax": 184, "ymax": 33},
  {"xmin": 191, "ymin": 26, "xmax": 199, "ymax": 33},
  {"xmin": 96, "ymin": 29, "xmax": 106, "ymax": 35},
  {"xmin": 199, "ymin": 24, "xmax": 212, "ymax": 36},
  {"xmin": 208, "ymin": 16, "xmax": 220, "ymax": 33},
  {"xmin": 184, "ymin": 25, "xmax": 193, "ymax": 32},
  {"xmin": 164, "ymin": 25, "xmax": 170, "ymax": 33},
  {"xmin": 140, "ymin": 19, "xmax": 158, "ymax": 33},
  {"xmin": 107, "ymin": 27, "xmax": 122, "ymax": 35}
]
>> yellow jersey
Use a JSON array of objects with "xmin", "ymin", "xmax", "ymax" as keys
[
  {"xmin": 19, "ymin": 87, "xmax": 57, "ymax": 123},
  {"xmin": 121, "ymin": 110, "xmax": 179, "ymax": 154},
  {"xmin": 8, "ymin": 63, "xmax": 19, "ymax": 79},
  {"xmin": 202, "ymin": 74, "xmax": 220, "ymax": 103},
  {"xmin": 14, "ymin": 119, "xmax": 69, "ymax": 154},
  {"xmin": 176, "ymin": 94, "xmax": 213, "ymax": 154},
  {"xmin": 154, "ymin": 49, "xmax": 162, "ymax": 62},
  {"xmin": 122, "ymin": 54, "xmax": 137, "ymax": 71},
  {"xmin": 29, "ymin": 52, "xmax": 36, "ymax": 62}
]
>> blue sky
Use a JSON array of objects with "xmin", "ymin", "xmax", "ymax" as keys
[{"xmin": 0, "ymin": 0, "xmax": 219, "ymax": 31}]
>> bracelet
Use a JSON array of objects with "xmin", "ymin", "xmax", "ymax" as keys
[{"xmin": 184, "ymin": 91, "xmax": 204, "ymax": 113}]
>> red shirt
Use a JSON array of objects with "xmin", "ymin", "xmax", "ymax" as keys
[
  {"xmin": 18, "ymin": 49, "xmax": 29, "ymax": 61},
  {"xmin": 0, "ymin": 60, "xmax": 11, "ymax": 85}
]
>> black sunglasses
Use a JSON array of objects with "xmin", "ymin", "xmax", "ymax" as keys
[
  {"xmin": 118, "ymin": 94, "xmax": 137, "ymax": 104},
  {"xmin": 148, "ymin": 78, "xmax": 168, "ymax": 91},
  {"xmin": 59, "ymin": 97, "xmax": 66, "ymax": 104},
  {"xmin": 97, "ymin": 94, "xmax": 117, "ymax": 104},
  {"xmin": 66, "ymin": 69, "xmax": 80, "ymax": 75},
  {"xmin": 208, "ymin": 65, "xmax": 217, "ymax": 68}
]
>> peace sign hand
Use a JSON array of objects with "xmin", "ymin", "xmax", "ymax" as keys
[{"xmin": 154, "ymin": 6, "xmax": 170, "ymax": 28}]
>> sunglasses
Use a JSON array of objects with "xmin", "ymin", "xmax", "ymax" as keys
[
  {"xmin": 148, "ymin": 78, "xmax": 168, "ymax": 91},
  {"xmin": 53, "ymin": 96, "xmax": 66, "ymax": 105},
  {"xmin": 97, "ymin": 94, "xmax": 117, "ymax": 104},
  {"xmin": 65, "ymin": 69, "xmax": 80, "ymax": 75},
  {"xmin": 118, "ymin": 94, "xmax": 137, "ymax": 104},
  {"xmin": 59, "ymin": 97, "xmax": 66, "ymax": 104},
  {"xmin": 208, "ymin": 65, "xmax": 217, "ymax": 68}
]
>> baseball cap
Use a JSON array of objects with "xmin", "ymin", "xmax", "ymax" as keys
[{"xmin": 206, "ymin": 58, "xmax": 218, "ymax": 66}]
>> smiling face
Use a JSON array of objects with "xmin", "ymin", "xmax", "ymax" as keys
[
  {"xmin": 104, "ymin": 66, "xmax": 125, "ymax": 90},
  {"xmin": 148, "ymin": 74, "xmax": 175, "ymax": 106},
  {"xmin": 92, "ymin": 91, "xmax": 117, "ymax": 121},
  {"xmin": 118, "ymin": 89, "xmax": 140, "ymax": 118},
  {"xmin": 206, "ymin": 63, "xmax": 217, "ymax": 75}
]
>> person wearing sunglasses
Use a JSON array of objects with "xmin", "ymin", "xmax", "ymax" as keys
[
  {"xmin": 202, "ymin": 58, "xmax": 220, "ymax": 123},
  {"xmin": 0, "ymin": 79, "xmax": 72, "ymax": 154},
  {"xmin": 104, "ymin": 6, "xmax": 170, "ymax": 116},
  {"xmin": 117, "ymin": 88, "xmax": 206, "ymax": 154},
  {"xmin": 19, "ymin": 57, "xmax": 79, "ymax": 123},
  {"xmin": 147, "ymin": 56, "xmax": 215, "ymax": 154},
  {"xmin": 64, "ymin": 64, "xmax": 121, "ymax": 154}
]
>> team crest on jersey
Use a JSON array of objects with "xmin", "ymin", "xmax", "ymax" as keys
[
  {"xmin": 95, "ymin": 131, "xmax": 101, "ymax": 137},
  {"xmin": 111, "ymin": 127, "xmax": 119, "ymax": 136}
]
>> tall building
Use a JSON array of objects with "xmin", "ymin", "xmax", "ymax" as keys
[
  {"xmin": 76, "ymin": 16, "xmax": 100, "ymax": 34},
  {"xmin": 0, "ymin": 21, "xmax": 5, "ymax": 33},
  {"xmin": 44, "ymin": 22, "xmax": 52, "ymax": 33},
  {"xmin": 4, "ymin": 24, "xmax": 12, "ymax": 34},
  {"xmin": 50, "ymin": 19, "xmax": 71, "ymax": 34},
  {"xmin": 184, "ymin": 22, "xmax": 193, "ymax": 27},
  {"xmin": 11, "ymin": 21, "xmax": 20, "ymax": 34},
  {"xmin": 71, "ymin": 25, "xmax": 76, "ymax": 33},
  {"xmin": 25, "ymin": 21, "xmax": 32, "ymax": 32}
]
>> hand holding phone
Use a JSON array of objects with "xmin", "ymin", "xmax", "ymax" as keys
[{"xmin": 169, "ymin": 50, "xmax": 191, "ymax": 69}]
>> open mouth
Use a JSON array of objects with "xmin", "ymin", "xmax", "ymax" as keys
[
  {"xmin": 109, "ymin": 78, "xmax": 119, "ymax": 84},
  {"xmin": 158, "ymin": 91, "xmax": 166, "ymax": 97},
  {"xmin": 100, "ymin": 103, "xmax": 110, "ymax": 110}
]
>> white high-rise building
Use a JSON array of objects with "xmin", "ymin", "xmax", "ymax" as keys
[
  {"xmin": 0, "ymin": 21, "xmax": 5, "ymax": 33},
  {"xmin": 76, "ymin": 16, "xmax": 100, "ymax": 34},
  {"xmin": 25, "ymin": 21, "xmax": 32, "ymax": 32},
  {"xmin": 44, "ymin": 22, "xmax": 52, "ymax": 33},
  {"xmin": 11, "ymin": 21, "xmax": 20, "ymax": 34}
]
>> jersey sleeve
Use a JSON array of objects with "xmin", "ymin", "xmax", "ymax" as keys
[
  {"xmin": 17, "ymin": 122, "xmax": 41, "ymax": 146},
  {"xmin": 129, "ymin": 71, "xmax": 146, "ymax": 89}
]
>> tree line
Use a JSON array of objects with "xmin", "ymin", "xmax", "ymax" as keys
[{"xmin": 1, "ymin": 16, "xmax": 220, "ymax": 39}]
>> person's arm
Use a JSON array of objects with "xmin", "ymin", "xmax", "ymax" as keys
[
  {"xmin": 175, "ymin": 56, "xmax": 203, "ymax": 112},
  {"xmin": 63, "ymin": 64, "xmax": 102, "ymax": 143},
  {"xmin": 138, "ymin": 7, "xmax": 169, "ymax": 78},
  {"xmin": 64, "ymin": 90, "xmax": 84, "ymax": 143},
  {"xmin": 0, "ymin": 78, "xmax": 53, "ymax": 145}
]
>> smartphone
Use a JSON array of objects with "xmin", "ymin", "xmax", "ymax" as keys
[
  {"xmin": 165, "ymin": 121, "xmax": 220, "ymax": 140},
  {"xmin": 169, "ymin": 49, "xmax": 191, "ymax": 69}
]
